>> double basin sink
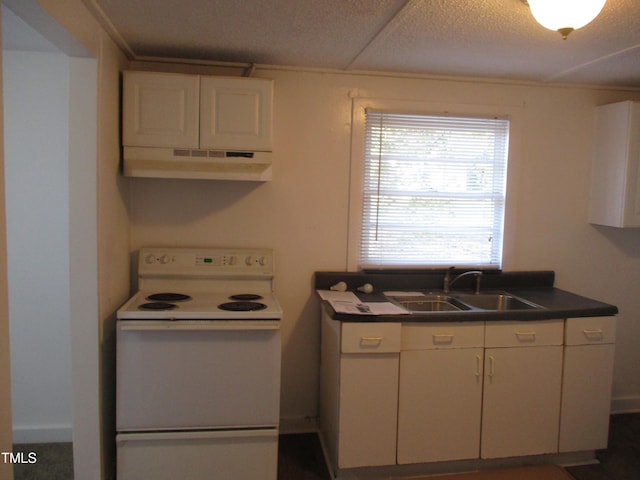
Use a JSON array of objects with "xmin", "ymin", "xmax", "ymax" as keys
[{"xmin": 386, "ymin": 291, "xmax": 543, "ymax": 313}]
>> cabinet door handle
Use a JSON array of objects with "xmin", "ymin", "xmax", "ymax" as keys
[
  {"xmin": 583, "ymin": 329, "xmax": 604, "ymax": 341},
  {"xmin": 432, "ymin": 333, "xmax": 454, "ymax": 344},
  {"xmin": 515, "ymin": 331, "xmax": 536, "ymax": 342},
  {"xmin": 488, "ymin": 355, "xmax": 495, "ymax": 379},
  {"xmin": 359, "ymin": 336, "xmax": 383, "ymax": 347},
  {"xmin": 475, "ymin": 354, "xmax": 482, "ymax": 378}
]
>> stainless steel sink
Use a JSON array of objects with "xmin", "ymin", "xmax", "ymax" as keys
[
  {"xmin": 386, "ymin": 291, "xmax": 543, "ymax": 313},
  {"xmin": 454, "ymin": 293, "xmax": 542, "ymax": 311},
  {"xmin": 389, "ymin": 295, "xmax": 471, "ymax": 312}
]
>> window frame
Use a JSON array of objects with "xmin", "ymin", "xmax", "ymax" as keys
[{"xmin": 347, "ymin": 97, "xmax": 522, "ymax": 271}]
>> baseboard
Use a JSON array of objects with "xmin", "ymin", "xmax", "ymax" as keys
[
  {"xmin": 12, "ymin": 425, "xmax": 72, "ymax": 444},
  {"xmin": 279, "ymin": 415, "xmax": 319, "ymax": 434},
  {"xmin": 611, "ymin": 395, "xmax": 640, "ymax": 414}
]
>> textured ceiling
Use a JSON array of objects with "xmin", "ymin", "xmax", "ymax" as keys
[{"xmin": 74, "ymin": 0, "xmax": 640, "ymax": 87}]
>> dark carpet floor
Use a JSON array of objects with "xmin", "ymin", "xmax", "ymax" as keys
[
  {"xmin": 566, "ymin": 413, "xmax": 640, "ymax": 480},
  {"xmin": 12, "ymin": 442, "xmax": 73, "ymax": 480}
]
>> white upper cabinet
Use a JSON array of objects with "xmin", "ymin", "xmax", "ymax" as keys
[
  {"xmin": 123, "ymin": 71, "xmax": 273, "ymax": 152},
  {"xmin": 589, "ymin": 101, "xmax": 640, "ymax": 227},
  {"xmin": 123, "ymin": 71, "xmax": 200, "ymax": 148},
  {"xmin": 200, "ymin": 76, "xmax": 273, "ymax": 151}
]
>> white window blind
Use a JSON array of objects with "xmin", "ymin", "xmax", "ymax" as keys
[{"xmin": 361, "ymin": 110, "xmax": 510, "ymax": 268}]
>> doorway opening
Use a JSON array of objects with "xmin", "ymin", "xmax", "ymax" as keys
[{"xmin": 2, "ymin": 2, "xmax": 98, "ymax": 479}]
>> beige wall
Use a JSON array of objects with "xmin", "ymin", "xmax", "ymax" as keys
[
  {"xmin": 94, "ymin": 31, "xmax": 130, "ymax": 480},
  {"xmin": 129, "ymin": 69, "xmax": 640, "ymax": 426}
]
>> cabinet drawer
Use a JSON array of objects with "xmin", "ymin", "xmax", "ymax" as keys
[
  {"xmin": 565, "ymin": 317, "xmax": 616, "ymax": 345},
  {"xmin": 402, "ymin": 322, "xmax": 484, "ymax": 350},
  {"xmin": 341, "ymin": 323, "xmax": 401, "ymax": 353},
  {"xmin": 485, "ymin": 320, "xmax": 563, "ymax": 347}
]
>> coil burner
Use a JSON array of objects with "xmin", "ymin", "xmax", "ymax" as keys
[
  {"xmin": 139, "ymin": 302, "xmax": 177, "ymax": 311},
  {"xmin": 146, "ymin": 293, "xmax": 192, "ymax": 302},
  {"xmin": 218, "ymin": 301, "xmax": 267, "ymax": 312}
]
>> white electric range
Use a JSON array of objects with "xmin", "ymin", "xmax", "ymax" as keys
[{"xmin": 116, "ymin": 247, "xmax": 282, "ymax": 480}]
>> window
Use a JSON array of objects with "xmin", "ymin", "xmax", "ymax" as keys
[{"xmin": 360, "ymin": 110, "xmax": 510, "ymax": 268}]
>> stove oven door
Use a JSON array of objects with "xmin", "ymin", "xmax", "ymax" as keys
[{"xmin": 116, "ymin": 321, "xmax": 281, "ymax": 431}]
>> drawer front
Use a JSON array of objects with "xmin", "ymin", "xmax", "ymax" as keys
[
  {"xmin": 117, "ymin": 429, "xmax": 278, "ymax": 480},
  {"xmin": 341, "ymin": 323, "xmax": 401, "ymax": 353},
  {"xmin": 401, "ymin": 322, "xmax": 485, "ymax": 350},
  {"xmin": 565, "ymin": 316, "xmax": 616, "ymax": 345},
  {"xmin": 485, "ymin": 320, "xmax": 564, "ymax": 347}
]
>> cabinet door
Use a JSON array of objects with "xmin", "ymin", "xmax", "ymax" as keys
[
  {"xmin": 559, "ymin": 343, "xmax": 615, "ymax": 452},
  {"xmin": 481, "ymin": 346, "xmax": 562, "ymax": 459},
  {"xmin": 397, "ymin": 348, "xmax": 483, "ymax": 464},
  {"xmin": 123, "ymin": 71, "xmax": 199, "ymax": 148},
  {"xmin": 589, "ymin": 101, "xmax": 640, "ymax": 227},
  {"xmin": 338, "ymin": 353, "xmax": 399, "ymax": 468},
  {"xmin": 200, "ymin": 77, "xmax": 273, "ymax": 151}
]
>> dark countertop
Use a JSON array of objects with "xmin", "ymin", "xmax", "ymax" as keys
[{"xmin": 315, "ymin": 270, "xmax": 618, "ymax": 323}]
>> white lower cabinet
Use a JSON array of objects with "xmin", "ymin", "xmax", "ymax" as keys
[
  {"xmin": 319, "ymin": 312, "xmax": 401, "ymax": 470},
  {"xmin": 320, "ymin": 314, "xmax": 616, "ymax": 475},
  {"xmin": 481, "ymin": 345, "xmax": 563, "ymax": 458},
  {"xmin": 397, "ymin": 323, "xmax": 484, "ymax": 463},
  {"xmin": 559, "ymin": 317, "xmax": 616, "ymax": 452},
  {"xmin": 339, "ymin": 354, "xmax": 399, "ymax": 467},
  {"xmin": 481, "ymin": 320, "xmax": 564, "ymax": 459}
]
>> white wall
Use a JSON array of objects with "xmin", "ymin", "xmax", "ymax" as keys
[
  {"xmin": 3, "ymin": 49, "xmax": 72, "ymax": 442},
  {"xmin": 129, "ymin": 69, "xmax": 640, "ymax": 428}
]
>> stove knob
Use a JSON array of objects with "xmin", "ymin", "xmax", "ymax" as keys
[
  {"xmin": 245, "ymin": 255, "xmax": 255, "ymax": 266},
  {"xmin": 258, "ymin": 256, "xmax": 267, "ymax": 266},
  {"xmin": 144, "ymin": 254, "xmax": 156, "ymax": 264},
  {"xmin": 159, "ymin": 254, "xmax": 171, "ymax": 264},
  {"xmin": 228, "ymin": 256, "xmax": 237, "ymax": 265}
]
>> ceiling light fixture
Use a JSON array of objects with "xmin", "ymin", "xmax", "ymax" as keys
[{"xmin": 525, "ymin": 0, "xmax": 607, "ymax": 39}]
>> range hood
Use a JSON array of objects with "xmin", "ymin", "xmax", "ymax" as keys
[{"xmin": 123, "ymin": 147, "xmax": 272, "ymax": 181}]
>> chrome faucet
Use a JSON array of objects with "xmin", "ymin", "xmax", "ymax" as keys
[{"xmin": 443, "ymin": 267, "xmax": 483, "ymax": 294}]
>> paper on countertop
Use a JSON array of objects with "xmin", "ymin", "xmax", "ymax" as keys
[
  {"xmin": 317, "ymin": 289, "xmax": 409, "ymax": 315},
  {"xmin": 317, "ymin": 290, "xmax": 360, "ymax": 302}
]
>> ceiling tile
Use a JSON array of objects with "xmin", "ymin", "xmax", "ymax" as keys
[{"xmin": 88, "ymin": 0, "xmax": 640, "ymax": 88}]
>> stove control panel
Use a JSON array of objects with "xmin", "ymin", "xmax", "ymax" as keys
[
  {"xmin": 195, "ymin": 254, "xmax": 238, "ymax": 266},
  {"xmin": 139, "ymin": 247, "xmax": 273, "ymax": 277}
]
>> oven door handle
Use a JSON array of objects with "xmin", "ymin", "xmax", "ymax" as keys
[{"xmin": 118, "ymin": 322, "xmax": 279, "ymax": 331}]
